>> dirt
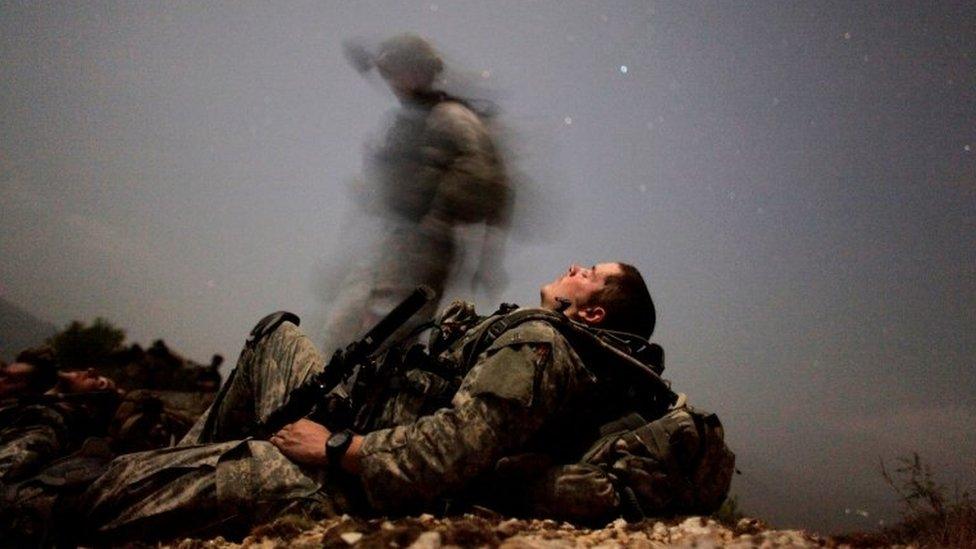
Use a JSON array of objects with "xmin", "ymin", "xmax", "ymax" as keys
[{"xmin": 163, "ymin": 513, "xmax": 846, "ymax": 548}]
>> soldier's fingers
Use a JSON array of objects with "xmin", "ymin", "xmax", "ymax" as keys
[{"xmin": 272, "ymin": 436, "xmax": 291, "ymax": 452}]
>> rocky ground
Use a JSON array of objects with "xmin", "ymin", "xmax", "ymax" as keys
[{"xmin": 164, "ymin": 513, "xmax": 864, "ymax": 549}]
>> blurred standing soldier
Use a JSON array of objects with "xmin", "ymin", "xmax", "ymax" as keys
[{"xmin": 321, "ymin": 34, "xmax": 511, "ymax": 353}]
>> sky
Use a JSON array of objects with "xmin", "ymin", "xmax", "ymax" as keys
[{"xmin": 1, "ymin": 0, "xmax": 974, "ymax": 534}]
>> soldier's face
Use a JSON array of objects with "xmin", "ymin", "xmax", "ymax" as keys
[
  {"xmin": 58, "ymin": 368, "xmax": 116, "ymax": 393},
  {"xmin": 541, "ymin": 262, "xmax": 622, "ymax": 322}
]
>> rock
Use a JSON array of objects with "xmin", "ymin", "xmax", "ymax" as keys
[
  {"xmin": 675, "ymin": 516, "xmax": 713, "ymax": 537},
  {"xmin": 496, "ymin": 518, "xmax": 522, "ymax": 537},
  {"xmin": 500, "ymin": 536, "xmax": 575, "ymax": 549},
  {"xmin": 407, "ymin": 531, "xmax": 441, "ymax": 549},
  {"xmin": 735, "ymin": 516, "xmax": 764, "ymax": 535},
  {"xmin": 339, "ymin": 531, "xmax": 362, "ymax": 544}
]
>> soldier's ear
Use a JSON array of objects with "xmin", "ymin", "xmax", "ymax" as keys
[{"xmin": 578, "ymin": 306, "xmax": 606, "ymax": 326}]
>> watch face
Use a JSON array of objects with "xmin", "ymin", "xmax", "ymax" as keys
[
  {"xmin": 328, "ymin": 431, "xmax": 351, "ymax": 449},
  {"xmin": 326, "ymin": 430, "xmax": 352, "ymax": 467}
]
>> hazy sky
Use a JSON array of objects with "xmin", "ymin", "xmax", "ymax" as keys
[{"xmin": 1, "ymin": 1, "xmax": 973, "ymax": 534}]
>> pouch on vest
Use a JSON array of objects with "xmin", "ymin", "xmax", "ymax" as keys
[{"xmin": 581, "ymin": 399, "xmax": 735, "ymax": 518}]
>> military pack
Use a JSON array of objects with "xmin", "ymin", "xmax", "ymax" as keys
[{"xmin": 475, "ymin": 309, "xmax": 735, "ymax": 521}]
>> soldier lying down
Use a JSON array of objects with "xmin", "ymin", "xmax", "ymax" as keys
[{"xmin": 66, "ymin": 261, "xmax": 732, "ymax": 543}]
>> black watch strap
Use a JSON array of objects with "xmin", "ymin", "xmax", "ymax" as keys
[{"xmin": 325, "ymin": 429, "xmax": 353, "ymax": 468}]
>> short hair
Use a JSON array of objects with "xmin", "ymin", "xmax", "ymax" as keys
[
  {"xmin": 587, "ymin": 263, "xmax": 656, "ymax": 338},
  {"xmin": 14, "ymin": 346, "xmax": 60, "ymax": 393}
]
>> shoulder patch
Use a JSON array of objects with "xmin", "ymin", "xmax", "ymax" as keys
[{"xmin": 466, "ymin": 346, "xmax": 539, "ymax": 407}]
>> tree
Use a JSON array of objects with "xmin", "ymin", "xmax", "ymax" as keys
[{"xmin": 45, "ymin": 317, "xmax": 126, "ymax": 369}]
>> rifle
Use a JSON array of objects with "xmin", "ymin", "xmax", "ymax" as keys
[{"xmin": 252, "ymin": 285, "xmax": 435, "ymax": 438}]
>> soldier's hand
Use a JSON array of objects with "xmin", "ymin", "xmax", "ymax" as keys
[{"xmin": 270, "ymin": 419, "xmax": 331, "ymax": 466}]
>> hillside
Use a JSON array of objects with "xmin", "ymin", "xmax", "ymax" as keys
[{"xmin": 0, "ymin": 297, "xmax": 58, "ymax": 361}]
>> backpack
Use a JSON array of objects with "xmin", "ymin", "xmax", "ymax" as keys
[
  {"xmin": 463, "ymin": 309, "xmax": 736, "ymax": 521},
  {"xmin": 581, "ymin": 394, "xmax": 736, "ymax": 519}
]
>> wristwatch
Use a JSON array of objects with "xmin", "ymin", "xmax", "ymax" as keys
[{"xmin": 325, "ymin": 429, "xmax": 354, "ymax": 468}]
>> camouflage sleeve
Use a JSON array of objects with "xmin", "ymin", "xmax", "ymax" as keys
[
  {"xmin": 357, "ymin": 321, "xmax": 593, "ymax": 513},
  {"xmin": 0, "ymin": 406, "xmax": 69, "ymax": 483}
]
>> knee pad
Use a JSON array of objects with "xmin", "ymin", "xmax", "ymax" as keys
[{"xmin": 246, "ymin": 311, "xmax": 301, "ymax": 349}]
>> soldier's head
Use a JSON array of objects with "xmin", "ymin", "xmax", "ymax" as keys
[
  {"xmin": 375, "ymin": 34, "xmax": 444, "ymax": 99},
  {"xmin": 0, "ymin": 347, "xmax": 59, "ymax": 398},
  {"xmin": 541, "ymin": 262, "xmax": 656, "ymax": 338},
  {"xmin": 56, "ymin": 368, "xmax": 117, "ymax": 394}
]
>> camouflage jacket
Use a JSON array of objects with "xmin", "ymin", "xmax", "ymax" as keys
[
  {"xmin": 352, "ymin": 301, "xmax": 732, "ymax": 524},
  {"xmin": 365, "ymin": 99, "xmax": 508, "ymax": 226},
  {"xmin": 355, "ymin": 301, "xmax": 609, "ymax": 514},
  {"xmin": 0, "ymin": 393, "xmax": 118, "ymax": 484}
]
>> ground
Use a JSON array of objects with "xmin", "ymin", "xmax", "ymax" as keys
[{"xmin": 158, "ymin": 513, "xmax": 850, "ymax": 549}]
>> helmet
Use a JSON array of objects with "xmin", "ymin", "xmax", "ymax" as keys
[{"xmin": 374, "ymin": 33, "xmax": 444, "ymax": 81}]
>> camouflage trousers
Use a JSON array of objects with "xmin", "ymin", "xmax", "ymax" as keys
[
  {"xmin": 81, "ymin": 322, "xmax": 352, "ymax": 542},
  {"xmin": 0, "ymin": 422, "xmax": 61, "ymax": 484}
]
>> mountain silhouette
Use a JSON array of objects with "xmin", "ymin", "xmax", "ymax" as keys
[{"xmin": 0, "ymin": 297, "xmax": 58, "ymax": 361}]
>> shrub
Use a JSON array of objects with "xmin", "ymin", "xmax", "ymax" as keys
[
  {"xmin": 877, "ymin": 453, "xmax": 976, "ymax": 547},
  {"xmin": 46, "ymin": 317, "xmax": 126, "ymax": 369}
]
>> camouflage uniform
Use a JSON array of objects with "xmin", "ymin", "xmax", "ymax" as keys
[
  {"xmin": 0, "ymin": 393, "xmax": 117, "ymax": 484},
  {"xmin": 0, "ymin": 393, "xmax": 119, "ymax": 545},
  {"xmin": 79, "ymin": 303, "xmax": 605, "ymax": 541},
  {"xmin": 321, "ymin": 96, "xmax": 508, "ymax": 353},
  {"xmin": 107, "ymin": 390, "xmax": 205, "ymax": 453},
  {"xmin": 0, "ymin": 399, "xmax": 73, "ymax": 484},
  {"xmin": 82, "ymin": 322, "xmax": 336, "ymax": 542},
  {"xmin": 356, "ymin": 309, "xmax": 601, "ymax": 515}
]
